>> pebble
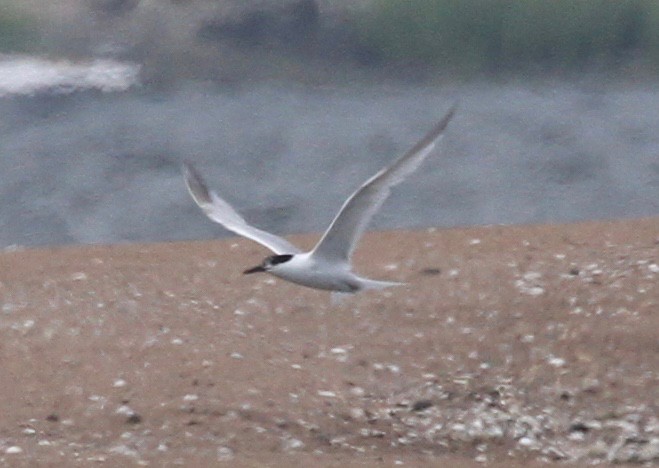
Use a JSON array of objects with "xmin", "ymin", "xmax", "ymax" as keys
[
  {"xmin": 521, "ymin": 334, "xmax": 535, "ymax": 343},
  {"xmin": 115, "ymin": 405, "xmax": 135, "ymax": 416},
  {"xmin": 349, "ymin": 386, "xmax": 365, "ymax": 397},
  {"xmin": 217, "ymin": 446, "xmax": 234, "ymax": 461},
  {"xmin": 568, "ymin": 431, "xmax": 585, "ymax": 441},
  {"xmin": 113, "ymin": 378, "xmax": 127, "ymax": 388},
  {"xmin": 282, "ymin": 438, "xmax": 304, "ymax": 451},
  {"xmin": 547, "ymin": 356, "xmax": 566, "ymax": 367},
  {"xmin": 109, "ymin": 444, "xmax": 139, "ymax": 457},
  {"xmin": 518, "ymin": 436, "xmax": 535, "ymax": 447},
  {"xmin": 350, "ymin": 407, "xmax": 366, "ymax": 420}
]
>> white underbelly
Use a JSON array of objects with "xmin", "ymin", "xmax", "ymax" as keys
[{"xmin": 270, "ymin": 269, "xmax": 360, "ymax": 292}]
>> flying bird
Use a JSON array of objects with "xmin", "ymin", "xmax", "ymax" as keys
[{"xmin": 183, "ymin": 106, "xmax": 455, "ymax": 294}]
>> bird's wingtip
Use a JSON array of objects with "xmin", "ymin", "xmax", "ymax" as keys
[
  {"xmin": 182, "ymin": 160, "xmax": 212, "ymax": 205},
  {"xmin": 437, "ymin": 103, "xmax": 458, "ymax": 131},
  {"xmin": 181, "ymin": 160, "xmax": 197, "ymax": 178}
]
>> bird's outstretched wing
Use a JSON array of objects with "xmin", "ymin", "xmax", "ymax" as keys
[
  {"xmin": 183, "ymin": 162, "xmax": 302, "ymax": 255},
  {"xmin": 310, "ymin": 106, "xmax": 456, "ymax": 264}
]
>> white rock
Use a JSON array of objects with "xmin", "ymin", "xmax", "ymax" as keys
[
  {"xmin": 109, "ymin": 444, "xmax": 139, "ymax": 457},
  {"xmin": 217, "ymin": 446, "xmax": 234, "ymax": 461},
  {"xmin": 547, "ymin": 356, "xmax": 566, "ymax": 367},
  {"xmin": 518, "ymin": 436, "xmax": 535, "ymax": 447},
  {"xmin": 526, "ymin": 286, "xmax": 545, "ymax": 296},
  {"xmin": 282, "ymin": 438, "xmax": 304, "ymax": 451},
  {"xmin": 115, "ymin": 405, "xmax": 135, "ymax": 416},
  {"xmin": 568, "ymin": 431, "xmax": 585, "ymax": 441},
  {"xmin": 387, "ymin": 364, "xmax": 401, "ymax": 373},
  {"xmin": 350, "ymin": 407, "xmax": 366, "ymax": 420},
  {"xmin": 349, "ymin": 386, "xmax": 365, "ymax": 397},
  {"xmin": 113, "ymin": 379, "xmax": 127, "ymax": 388},
  {"xmin": 638, "ymin": 438, "xmax": 659, "ymax": 462},
  {"xmin": 484, "ymin": 425, "xmax": 504, "ymax": 439}
]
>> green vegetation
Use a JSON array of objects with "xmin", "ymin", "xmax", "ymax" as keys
[
  {"xmin": 0, "ymin": 2, "xmax": 40, "ymax": 53},
  {"xmin": 356, "ymin": 0, "xmax": 659, "ymax": 73}
]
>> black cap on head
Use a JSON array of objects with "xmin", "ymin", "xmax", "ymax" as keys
[{"xmin": 269, "ymin": 254, "xmax": 293, "ymax": 265}]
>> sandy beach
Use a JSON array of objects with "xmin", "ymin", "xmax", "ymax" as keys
[{"xmin": 0, "ymin": 217, "xmax": 657, "ymax": 465}]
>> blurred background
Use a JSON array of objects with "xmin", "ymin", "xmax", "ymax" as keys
[{"xmin": 0, "ymin": 0, "xmax": 657, "ymax": 247}]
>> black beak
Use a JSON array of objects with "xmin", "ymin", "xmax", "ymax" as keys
[{"xmin": 243, "ymin": 265, "xmax": 266, "ymax": 275}]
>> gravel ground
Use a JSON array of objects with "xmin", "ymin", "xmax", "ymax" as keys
[{"xmin": 0, "ymin": 218, "xmax": 657, "ymax": 465}]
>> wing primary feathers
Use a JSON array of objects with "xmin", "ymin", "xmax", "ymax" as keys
[
  {"xmin": 310, "ymin": 105, "xmax": 456, "ymax": 263},
  {"xmin": 183, "ymin": 161, "xmax": 212, "ymax": 206},
  {"xmin": 182, "ymin": 105, "xmax": 456, "ymax": 262},
  {"xmin": 182, "ymin": 161, "xmax": 302, "ymax": 255}
]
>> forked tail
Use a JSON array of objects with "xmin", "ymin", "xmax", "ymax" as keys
[{"xmin": 358, "ymin": 277, "xmax": 407, "ymax": 290}]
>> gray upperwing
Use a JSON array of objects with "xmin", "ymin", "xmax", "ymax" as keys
[
  {"xmin": 310, "ymin": 106, "xmax": 456, "ymax": 263},
  {"xmin": 183, "ymin": 162, "xmax": 302, "ymax": 255}
]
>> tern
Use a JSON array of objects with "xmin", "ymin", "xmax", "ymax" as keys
[{"xmin": 183, "ymin": 106, "xmax": 455, "ymax": 294}]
